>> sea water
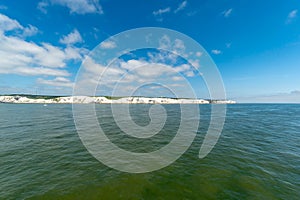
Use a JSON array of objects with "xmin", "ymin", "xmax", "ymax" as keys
[{"xmin": 0, "ymin": 104, "xmax": 299, "ymax": 199}]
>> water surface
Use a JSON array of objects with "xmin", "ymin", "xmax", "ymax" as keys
[{"xmin": 0, "ymin": 104, "xmax": 299, "ymax": 199}]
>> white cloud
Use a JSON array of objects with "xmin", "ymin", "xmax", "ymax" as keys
[
  {"xmin": 174, "ymin": 39, "xmax": 186, "ymax": 53},
  {"xmin": 156, "ymin": 36, "xmax": 200, "ymax": 70},
  {"xmin": 120, "ymin": 59, "xmax": 147, "ymax": 70},
  {"xmin": 118, "ymin": 60, "xmax": 184, "ymax": 79},
  {"xmin": 189, "ymin": 59, "xmax": 200, "ymax": 69},
  {"xmin": 0, "ymin": 13, "xmax": 38, "ymax": 38},
  {"xmin": 159, "ymin": 35, "xmax": 171, "ymax": 49},
  {"xmin": 145, "ymin": 33, "xmax": 152, "ymax": 43},
  {"xmin": 222, "ymin": 8, "xmax": 233, "ymax": 18},
  {"xmin": 100, "ymin": 40, "xmax": 117, "ymax": 49},
  {"xmin": 211, "ymin": 49, "xmax": 222, "ymax": 55},
  {"xmin": 80, "ymin": 56, "xmax": 195, "ymax": 91},
  {"xmin": 147, "ymin": 51, "xmax": 177, "ymax": 65},
  {"xmin": 23, "ymin": 25, "xmax": 39, "ymax": 37},
  {"xmin": 75, "ymin": 34, "xmax": 203, "ymax": 96},
  {"xmin": 185, "ymin": 71, "xmax": 194, "ymax": 77},
  {"xmin": 134, "ymin": 64, "xmax": 174, "ymax": 78},
  {"xmin": 49, "ymin": 0, "xmax": 103, "ymax": 14},
  {"xmin": 37, "ymin": 1, "xmax": 49, "ymax": 13},
  {"xmin": 196, "ymin": 51, "xmax": 202, "ymax": 57},
  {"xmin": 174, "ymin": 64, "xmax": 190, "ymax": 73},
  {"xmin": 158, "ymin": 36, "xmax": 186, "ymax": 55},
  {"xmin": 0, "ymin": 66, "xmax": 70, "ymax": 77},
  {"xmin": 0, "ymin": 13, "xmax": 23, "ymax": 32},
  {"xmin": 37, "ymin": 77, "xmax": 74, "ymax": 87},
  {"xmin": 172, "ymin": 76, "xmax": 184, "ymax": 81},
  {"xmin": 59, "ymin": 29, "xmax": 83, "ymax": 45},
  {"xmin": 0, "ymin": 14, "xmax": 87, "ymax": 77},
  {"xmin": 37, "ymin": 43, "xmax": 71, "ymax": 67},
  {"xmin": 286, "ymin": 9, "xmax": 298, "ymax": 24},
  {"xmin": 159, "ymin": 35, "xmax": 185, "ymax": 56},
  {"xmin": 65, "ymin": 46, "xmax": 86, "ymax": 60},
  {"xmin": 77, "ymin": 44, "xmax": 204, "ymax": 97},
  {"xmin": 174, "ymin": 1, "xmax": 187, "ymax": 13},
  {"xmin": 153, "ymin": 7, "xmax": 171, "ymax": 16}
]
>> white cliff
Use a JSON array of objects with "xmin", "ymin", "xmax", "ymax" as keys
[{"xmin": 0, "ymin": 95, "xmax": 236, "ymax": 104}]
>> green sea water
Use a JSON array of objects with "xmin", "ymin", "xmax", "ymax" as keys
[{"xmin": 0, "ymin": 104, "xmax": 299, "ymax": 199}]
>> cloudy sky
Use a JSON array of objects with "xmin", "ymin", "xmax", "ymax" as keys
[{"xmin": 0, "ymin": 0, "xmax": 299, "ymax": 102}]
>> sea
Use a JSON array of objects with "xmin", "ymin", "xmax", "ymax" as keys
[{"xmin": 0, "ymin": 104, "xmax": 299, "ymax": 199}]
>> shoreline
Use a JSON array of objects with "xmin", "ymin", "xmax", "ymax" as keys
[{"xmin": 0, "ymin": 95, "xmax": 236, "ymax": 104}]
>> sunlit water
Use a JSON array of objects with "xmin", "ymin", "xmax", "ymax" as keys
[{"xmin": 0, "ymin": 104, "xmax": 299, "ymax": 199}]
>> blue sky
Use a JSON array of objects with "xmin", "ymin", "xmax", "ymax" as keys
[{"xmin": 0, "ymin": 0, "xmax": 300, "ymax": 102}]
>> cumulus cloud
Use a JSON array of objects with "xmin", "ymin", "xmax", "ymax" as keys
[
  {"xmin": 0, "ymin": 13, "xmax": 38, "ymax": 37},
  {"xmin": 76, "ymin": 32, "xmax": 207, "ymax": 97},
  {"xmin": 82, "ymin": 57, "xmax": 189, "ymax": 83},
  {"xmin": 59, "ymin": 29, "xmax": 83, "ymax": 45},
  {"xmin": 78, "ymin": 56, "xmax": 192, "ymax": 96},
  {"xmin": 174, "ymin": 64, "xmax": 190, "ymax": 72},
  {"xmin": 37, "ymin": 77, "xmax": 74, "ymax": 87},
  {"xmin": 222, "ymin": 8, "xmax": 233, "ymax": 18},
  {"xmin": 49, "ymin": 0, "xmax": 103, "ymax": 14},
  {"xmin": 100, "ymin": 40, "xmax": 117, "ymax": 49},
  {"xmin": 22, "ymin": 25, "xmax": 39, "ymax": 37},
  {"xmin": 0, "ymin": 66, "xmax": 70, "ymax": 77},
  {"xmin": 0, "ymin": 13, "xmax": 87, "ymax": 77},
  {"xmin": 172, "ymin": 76, "xmax": 184, "ymax": 81},
  {"xmin": 189, "ymin": 59, "xmax": 200, "ymax": 69},
  {"xmin": 174, "ymin": 1, "xmax": 187, "ymax": 13},
  {"xmin": 74, "ymin": 35, "xmax": 203, "ymax": 97},
  {"xmin": 174, "ymin": 39, "xmax": 186, "ymax": 53},
  {"xmin": 0, "ymin": 13, "xmax": 23, "ymax": 32},
  {"xmin": 157, "ymin": 35, "xmax": 200, "ymax": 69},
  {"xmin": 158, "ymin": 35, "xmax": 171, "ymax": 49},
  {"xmin": 0, "ymin": 35, "xmax": 81, "ymax": 75},
  {"xmin": 158, "ymin": 35, "xmax": 186, "ymax": 54}
]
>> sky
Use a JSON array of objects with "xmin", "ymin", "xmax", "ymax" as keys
[{"xmin": 0, "ymin": 0, "xmax": 300, "ymax": 102}]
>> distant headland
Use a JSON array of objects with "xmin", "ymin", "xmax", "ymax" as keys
[{"xmin": 0, "ymin": 95, "xmax": 236, "ymax": 104}]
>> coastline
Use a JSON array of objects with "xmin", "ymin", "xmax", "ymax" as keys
[{"xmin": 0, "ymin": 95, "xmax": 236, "ymax": 104}]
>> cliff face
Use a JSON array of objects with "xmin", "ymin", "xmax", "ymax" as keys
[{"xmin": 0, "ymin": 96, "xmax": 236, "ymax": 104}]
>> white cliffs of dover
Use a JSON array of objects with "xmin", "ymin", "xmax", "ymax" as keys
[{"xmin": 0, "ymin": 96, "xmax": 236, "ymax": 104}]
